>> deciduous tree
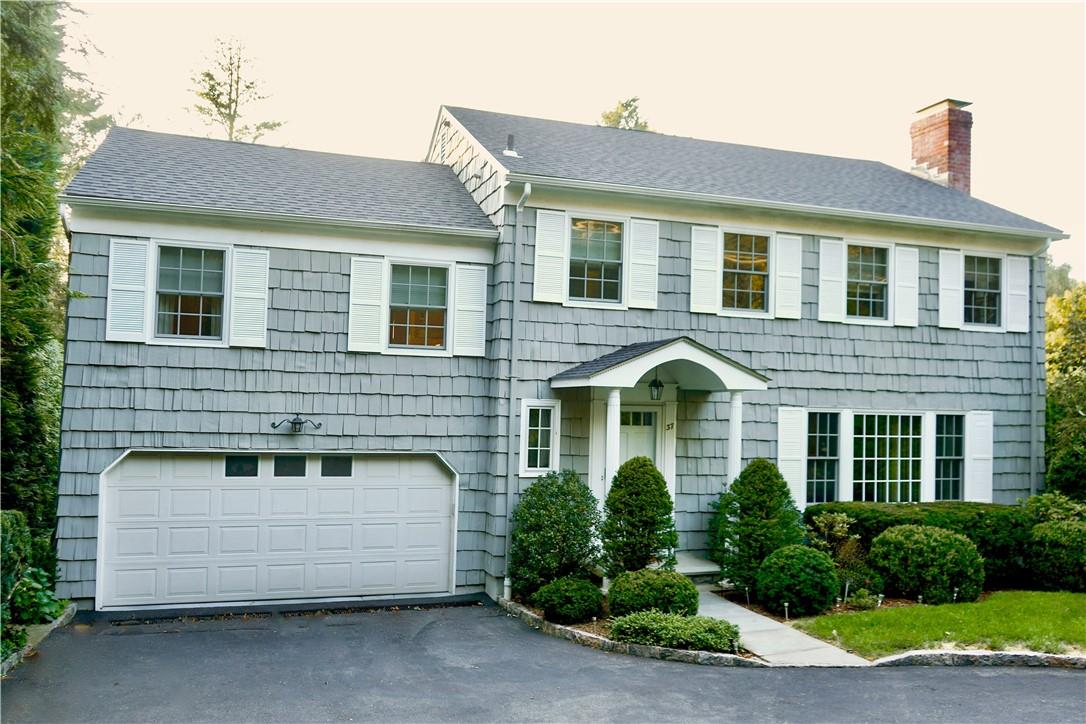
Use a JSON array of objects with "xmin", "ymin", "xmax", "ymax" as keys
[{"xmin": 192, "ymin": 39, "xmax": 283, "ymax": 142}]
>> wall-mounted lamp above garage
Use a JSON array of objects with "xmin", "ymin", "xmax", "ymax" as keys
[{"xmin": 271, "ymin": 414, "xmax": 322, "ymax": 434}]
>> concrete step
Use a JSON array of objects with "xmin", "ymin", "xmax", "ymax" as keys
[{"xmin": 675, "ymin": 552, "xmax": 721, "ymax": 585}]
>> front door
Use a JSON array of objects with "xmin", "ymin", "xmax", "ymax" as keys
[{"xmin": 619, "ymin": 409, "xmax": 658, "ymax": 466}]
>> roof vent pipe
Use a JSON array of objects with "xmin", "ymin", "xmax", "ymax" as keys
[{"xmin": 502, "ymin": 133, "xmax": 521, "ymax": 158}]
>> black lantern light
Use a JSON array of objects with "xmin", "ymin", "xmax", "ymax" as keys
[
  {"xmin": 271, "ymin": 414, "xmax": 322, "ymax": 433},
  {"xmin": 648, "ymin": 368, "xmax": 664, "ymax": 401}
]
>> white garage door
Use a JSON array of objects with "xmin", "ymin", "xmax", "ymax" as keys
[{"xmin": 98, "ymin": 451, "xmax": 455, "ymax": 608}]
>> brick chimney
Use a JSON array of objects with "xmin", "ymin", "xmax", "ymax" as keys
[{"xmin": 910, "ymin": 99, "xmax": 973, "ymax": 194}]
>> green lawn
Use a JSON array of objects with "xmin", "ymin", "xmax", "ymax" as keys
[{"xmin": 794, "ymin": 591, "xmax": 1086, "ymax": 659}]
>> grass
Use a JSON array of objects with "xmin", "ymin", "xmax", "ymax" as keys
[{"xmin": 794, "ymin": 591, "xmax": 1086, "ymax": 659}]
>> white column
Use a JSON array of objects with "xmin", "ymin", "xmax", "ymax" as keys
[
  {"xmin": 727, "ymin": 391, "xmax": 744, "ymax": 484},
  {"xmin": 605, "ymin": 388, "xmax": 622, "ymax": 488}
]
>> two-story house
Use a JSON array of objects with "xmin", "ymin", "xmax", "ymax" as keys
[{"xmin": 56, "ymin": 99, "xmax": 1062, "ymax": 611}]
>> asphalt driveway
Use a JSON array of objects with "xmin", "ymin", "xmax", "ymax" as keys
[{"xmin": 2, "ymin": 602, "xmax": 1083, "ymax": 723}]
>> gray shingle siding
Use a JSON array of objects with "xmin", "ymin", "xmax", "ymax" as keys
[{"xmin": 56, "ymin": 233, "xmax": 508, "ymax": 602}]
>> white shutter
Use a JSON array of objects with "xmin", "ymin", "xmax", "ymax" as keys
[
  {"xmin": 939, "ymin": 249, "xmax": 964, "ymax": 329},
  {"xmin": 777, "ymin": 407, "xmax": 808, "ymax": 508},
  {"xmin": 690, "ymin": 226, "xmax": 721, "ymax": 314},
  {"xmin": 1004, "ymin": 255, "xmax": 1030, "ymax": 333},
  {"xmin": 964, "ymin": 411, "xmax": 994, "ymax": 502},
  {"xmin": 774, "ymin": 234, "xmax": 803, "ymax": 319},
  {"xmin": 453, "ymin": 264, "xmax": 487, "ymax": 357},
  {"xmin": 817, "ymin": 238, "xmax": 845, "ymax": 322},
  {"xmin": 533, "ymin": 209, "xmax": 567, "ymax": 303},
  {"xmin": 228, "ymin": 247, "xmax": 269, "ymax": 347},
  {"xmin": 347, "ymin": 257, "xmax": 386, "ymax": 353},
  {"xmin": 106, "ymin": 238, "xmax": 149, "ymax": 342},
  {"xmin": 894, "ymin": 246, "xmax": 919, "ymax": 327},
  {"xmin": 627, "ymin": 219, "xmax": 659, "ymax": 309}
]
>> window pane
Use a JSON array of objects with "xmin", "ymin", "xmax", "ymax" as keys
[
  {"xmin": 805, "ymin": 412, "xmax": 839, "ymax": 503},
  {"xmin": 388, "ymin": 264, "xmax": 448, "ymax": 349},
  {"xmin": 273, "ymin": 455, "xmax": 307, "ymax": 477},
  {"xmin": 852, "ymin": 414, "xmax": 923, "ymax": 502},
  {"xmin": 225, "ymin": 455, "xmax": 259, "ymax": 477},
  {"xmin": 964, "ymin": 256, "xmax": 1002, "ymax": 326},
  {"xmin": 321, "ymin": 455, "xmax": 353, "ymax": 477},
  {"xmin": 570, "ymin": 218, "xmax": 623, "ymax": 302},
  {"xmin": 935, "ymin": 414, "xmax": 965, "ymax": 500}
]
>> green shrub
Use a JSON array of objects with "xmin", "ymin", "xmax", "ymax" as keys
[
  {"xmin": 2, "ymin": 510, "xmax": 33, "ymax": 601},
  {"xmin": 755, "ymin": 545, "xmax": 839, "ymax": 616},
  {"xmin": 837, "ymin": 559, "xmax": 884, "ymax": 595},
  {"xmin": 531, "ymin": 577, "xmax": 604, "ymax": 624},
  {"xmin": 1029, "ymin": 521, "xmax": 1086, "ymax": 592},
  {"xmin": 707, "ymin": 459, "xmax": 804, "ymax": 592},
  {"xmin": 607, "ymin": 569, "xmax": 699, "ymax": 617},
  {"xmin": 805, "ymin": 502, "xmax": 1031, "ymax": 588},
  {"xmin": 1046, "ymin": 437, "xmax": 1086, "ymax": 502},
  {"xmin": 609, "ymin": 610, "xmax": 740, "ymax": 653},
  {"xmin": 1026, "ymin": 491, "xmax": 1086, "ymax": 524},
  {"xmin": 508, "ymin": 470, "xmax": 601, "ymax": 599},
  {"xmin": 600, "ymin": 457, "xmax": 678, "ymax": 577},
  {"xmin": 848, "ymin": 588, "xmax": 879, "ymax": 610},
  {"xmin": 807, "ymin": 512, "xmax": 857, "ymax": 558},
  {"xmin": 869, "ymin": 525, "xmax": 985, "ymax": 604}
]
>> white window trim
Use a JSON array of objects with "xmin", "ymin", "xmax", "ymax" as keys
[
  {"xmin": 841, "ymin": 238, "xmax": 895, "ymax": 327},
  {"xmin": 960, "ymin": 250, "xmax": 1007, "ymax": 333},
  {"xmin": 382, "ymin": 257, "xmax": 457, "ymax": 358},
  {"xmin": 801, "ymin": 408, "xmax": 974, "ymax": 505},
  {"xmin": 717, "ymin": 225, "xmax": 776, "ymax": 319},
  {"xmin": 562, "ymin": 210, "xmax": 631, "ymax": 311},
  {"xmin": 519, "ymin": 398, "xmax": 562, "ymax": 477},
  {"xmin": 146, "ymin": 238, "xmax": 232, "ymax": 348}
]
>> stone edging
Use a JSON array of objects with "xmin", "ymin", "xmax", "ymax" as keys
[
  {"xmin": 872, "ymin": 649, "xmax": 1086, "ymax": 668},
  {"xmin": 1, "ymin": 602, "xmax": 78, "ymax": 677},
  {"xmin": 497, "ymin": 598, "xmax": 768, "ymax": 668}
]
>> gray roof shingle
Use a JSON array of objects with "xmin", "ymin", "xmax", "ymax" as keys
[
  {"xmin": 550, "ymin": 336, "xmax": 767, "ymax": 383},
  {"xmin": 446, "ymin": 106, "xmax": 1060, "ymax": 235},
  {"xmin": 64, "ymin": 127, "xmax": 497, "ymax": 234}
]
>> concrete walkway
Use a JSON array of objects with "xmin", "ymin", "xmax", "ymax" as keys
[{"xmin": 697, "ymin": 585, "xmax": 869, "ymax": 667}]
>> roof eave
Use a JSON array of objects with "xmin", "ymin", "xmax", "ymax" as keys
[
  {"xmin": 58, "ymin": 194, "xmax": 500, "ymax": 240},
  {"xmin": 505, "ymin": 173, "xmax": 1065, "ymax": 241}
]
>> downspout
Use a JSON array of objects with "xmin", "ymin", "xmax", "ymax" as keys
[
  {"xmin": 1028, "ymin": 237, "xmax": 1052, "ymax": 496},
  {"xmin": 503, "ymin": 183, "xmax": 531, "ymax": 600}
]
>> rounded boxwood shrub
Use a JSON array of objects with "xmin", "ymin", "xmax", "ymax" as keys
[
  {"xmin": 601, "ymin": 457, "xmax": 678, "ymax": 577},
  {"xmin": 607, "ymin": 569, "xmax": 698, "ymax": 617},
  {"xmin": 755, "ymin": 545, "xmax": 838, "ymax": 616},
  {"xmin": 531, "ymin": 577, "xmax": 604, "ymax": 624},
  {"xmin": 1025, "ymin": 491, "xmax": 1086, "ymax": 525},
  {"xmin": 508, "ymin": 470, "xmax": 601, "ymax": 599},
  {"xmin": 609, "ymin": 610, "xmax": 740, "ymax": 653},
  {"xmin": 707, "ymin": 459, "xmax": 804, "ymax": 592},
  {"xmin": 868, "ymin": 525, "xmax": 984, "ymax": 604},
  {"xmin": 1029, "ymin": 521, "xmax": 1086, "ymax": 592}
]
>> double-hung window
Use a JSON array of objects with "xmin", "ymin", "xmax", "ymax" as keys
[
  {"xmin": 389, "ymin": 264, "xmax": 448, "ymax": 349},
  {"xmin": 568, "ymin": 218, "xmax": 623, "ymax": 303},
  {"xmin": 964, "ymin": 255, "xmax": 1001, "ymax": 326},
  {"xmin": 155, "ymin": 246, "xmax": 225, "ymax": 339},
  {"xmin": 722, "ymin": 232, "xmax": 770, "ymax": 312},
  {"xmin": 853, "ymin": 413, "xmax": 923, "ymax": 503},
  {"xmin": 846, "ymin": 244, "xmax": 889, "ymax": 319},
  {"xmin": 520, "ymin": 399, "xmax": 561, "ymax": 476},
  {"xmin": 935, "ymin": 414, "xmax": 965, "ymax": 500},
  {"xmin": 806, "ymin": 412, "xmax": 839, "ymax": 504}
]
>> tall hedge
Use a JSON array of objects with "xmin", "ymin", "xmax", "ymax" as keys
[
  {"xmin": 707, "ymin": 459, "xmax": 804, "ymax": 592},
  {"xmin": 804, "ymin": 501, "xmax": 1031, "ymax": 587},
  {"xmin": 507, "ymin": 470, "xmax": 601, "ymax": 598},
  {"xmin": 601, "ymin": 456, "xmax": 678, "ymax": 577}
]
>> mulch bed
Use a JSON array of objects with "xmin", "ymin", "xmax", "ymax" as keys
[{"xmin": 717, "ymin": 588, "xmax": 921, "ymax": 621}]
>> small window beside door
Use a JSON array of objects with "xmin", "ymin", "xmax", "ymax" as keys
[{"xmin": 519, "ymin": 399, "xmax": 561, "ymax": 476}]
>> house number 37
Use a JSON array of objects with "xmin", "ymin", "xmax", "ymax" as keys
[{"xmin": 665, "ymin": 422, "xmax": 674, "ymax": 431}]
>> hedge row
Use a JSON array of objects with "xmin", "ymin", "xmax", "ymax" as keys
[{"xmin": 804, "ymin": 502, "xmax": 1032, "ymax": 587}]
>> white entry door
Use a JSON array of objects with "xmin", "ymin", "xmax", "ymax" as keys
[
  {"xmin": 620, "ymin": 409, "xmax": 658, "ymax": 465},
  {"xmin": 98, "ymin": 451, "xmax": 455, "ymax": 609}
]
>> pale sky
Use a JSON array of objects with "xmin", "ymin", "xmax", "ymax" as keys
[{"xmin": 64, "ymin": 1, "xmax": 1085, "ymax": 277}]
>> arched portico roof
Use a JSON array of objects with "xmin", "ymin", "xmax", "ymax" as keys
[{"xmin": 549, "ymin": 337, "xmax": 769, "ymax": 392}]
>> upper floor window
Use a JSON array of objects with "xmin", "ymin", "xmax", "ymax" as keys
[
  {"xmin": 846, "ymin": 244, "xmax": 889, "ymax": 319},
  {"xmin": 722, "ymin": 232, "xmax": 769, "ymax": 312},
  {"xmin": 155, "ymin": 246, "xmax": 225, "ymax": 339},
  {"xmin": 389, "ymin": 264, "xmax": 447, "ymax": 349},
  {"xmin": 569, "ymin": 218, "xmax": 623, "ymax": 303},
  {"xmin": 964, "ymin": 255, "xmax": 1001, "ymax": 326}
]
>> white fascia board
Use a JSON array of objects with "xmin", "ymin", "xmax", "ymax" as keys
[
  {"xmin": 504, "ymin": 173, "xmax": 1065, "ymax": 241},
  {"xmin": 60, "ymin": 195, "xmax": 500, "ymax": 241}
]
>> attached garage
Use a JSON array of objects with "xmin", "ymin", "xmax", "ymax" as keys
[{"xmin": 97, "ymin": 451, "xmax": 456, "ymax": 609}]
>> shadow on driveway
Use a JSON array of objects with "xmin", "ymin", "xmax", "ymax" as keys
[{"xmin": 2, "ymin": 602, "xmax": 1083, "ymax": 723}]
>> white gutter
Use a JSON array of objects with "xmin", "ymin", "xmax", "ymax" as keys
[
  {"xmin": 59, "ymin": 195, "xmax": 501, "ymax": 240},
  {"xmin": 503, "ymin": 182, "xmax": 531, "ymax": 602},
  {"xmin": 504, "ymin": 173, "xmax": 1067, "ymax": 241}
]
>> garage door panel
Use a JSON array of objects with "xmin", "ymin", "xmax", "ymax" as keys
[{"xmin": 101, "ymin": 453, "xmax": 454, "ymax": 607}]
